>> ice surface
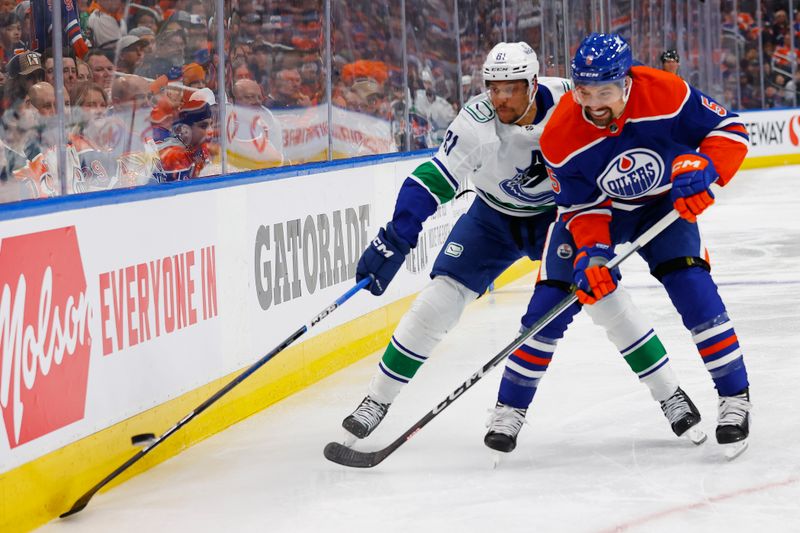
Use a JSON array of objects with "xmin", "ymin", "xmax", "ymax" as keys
[{"xmin": 42, "ymin": 167, "xmax": 800, "ymax": 532}]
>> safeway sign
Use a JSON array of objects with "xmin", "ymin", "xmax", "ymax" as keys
[{"xmin": 0, "ymin": 227, "xmax": 92, "ymax": 448}]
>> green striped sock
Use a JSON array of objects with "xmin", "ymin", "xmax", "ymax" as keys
[
  {"xmin": 380, "ymin": 340, "xmax": 427, "ymax": 382},
  {"xmin": 623, "ymin": 335, "xmax": 668, "ymax": 377}
]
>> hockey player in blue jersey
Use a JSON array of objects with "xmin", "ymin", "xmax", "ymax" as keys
[
  {"xmin": 340, "ymin": 42, "xmax": 705, "ymax": 450},
  {"xmin": 489, "ymin": 33, "xmax": 752, "ymax": 459}
]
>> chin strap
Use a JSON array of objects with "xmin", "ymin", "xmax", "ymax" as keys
[{"xmin": 513, "ymin": 78, "xmax": 539, "ymax": 125}]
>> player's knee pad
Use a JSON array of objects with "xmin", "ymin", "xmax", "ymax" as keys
[
  {"xmin": 521, "ymin": 280, "xmax": 579, "ymax": 341},
  {"xmin": 584, "ymin": 286, "xmax": 652, "ymax": 349},
  {"xmin": 659, "ymin": 263, "xmax": 726, "ymax": 329},
  {"xmin": 395, "ymin": 276, "xmax": 479, "ymax": 348}
]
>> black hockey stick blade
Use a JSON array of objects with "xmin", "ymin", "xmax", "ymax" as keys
[{"xmin": 324, "ymin": 441, "xmax": 392, "ymax": 468}]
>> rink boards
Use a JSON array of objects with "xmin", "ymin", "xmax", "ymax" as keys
[
  {"xmin": 0, "ymin": 150, "xmax": 534, "ymax": 532},
  {"xmin": 2, "ymin": 106, "xmax": 799, "ymax": 531}
]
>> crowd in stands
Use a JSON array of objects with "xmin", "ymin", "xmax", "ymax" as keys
[
  {"xmin": 722, "ymin": 0, "xmax": 800, "ymax": 108},
  {"xmin": 0, "ymin": 0, "xmax": 791, "ymax": 204}
]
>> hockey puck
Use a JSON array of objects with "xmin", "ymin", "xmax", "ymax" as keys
[{"xmin": 131, "ymin": 433, "xmax": 156, "ymax": 446}]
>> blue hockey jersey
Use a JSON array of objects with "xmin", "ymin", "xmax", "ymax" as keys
[{"xmin": 540, "ymin": 66, "xmax": 749, "ymax": 249}]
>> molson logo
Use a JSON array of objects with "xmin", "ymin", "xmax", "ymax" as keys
[
  {"xmin": 597, "ymin": 148, "xmax": 663, "ymax": 199},
  {"xmin": 0, "ymin": 227, "xmax": 92, "ymax": 448}
]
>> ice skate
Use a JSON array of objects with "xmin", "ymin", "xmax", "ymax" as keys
[
  {"xmin": 342, "ymin": 396, "xmax": 390, "ymax": 439},
  {"xmin": 484, "ymin": 402, "xmax": 528, "ymax": 453},
  {"xmin": 717, "ymin": 388, "xmax": 751, "ymax": 460},
  {"xmin": 659, "ymin": 387, "xmax": 707, "ymax": 445}
]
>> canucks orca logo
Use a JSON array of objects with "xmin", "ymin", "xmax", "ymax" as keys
[
  {"xmin": 598, "ymin": 148, "xmax": 664, "ymax": 199},
  {"xmin": 499, "ymin": 150, "xmax": 550, "ymax": 203}
]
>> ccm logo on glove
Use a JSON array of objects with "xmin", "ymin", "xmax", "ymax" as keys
[
  {"xmin": 371, "ymin": 237, "xmax": 395, "ymax": 258},
  {"xmin": 357, "ymin": 222, "xmax": 411, "ymax": 296},
  {"xmin": 670, "ymin": 153, "xmax": 718, "ymax": 223}
]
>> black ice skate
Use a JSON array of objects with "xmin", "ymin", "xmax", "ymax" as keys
[
  {"xmin": 484, "ymin": 402, "xmax": 528, "ymax": 453},
  {"xmin": 659, "ymin": 387, "xmax": 707, "ymax": 445},
  {"xmin": 342, "ymin": 396, "xmax": 390, "ymax": 439},
  {"xmin": 717, "ymin": 387, "xmax": 751, "ymax": 460}
]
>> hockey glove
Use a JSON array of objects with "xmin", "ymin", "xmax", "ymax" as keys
[
  {"xmin": 573, "ymin": 244, "xmax": 617, "ymax": 305},
  {"xmin": 357, "ymin": 222, "xmax": 411, "ymax": 296},
  {"xmin": 670, "ymin": 153, "xmax": 718, "ymax": 223}
]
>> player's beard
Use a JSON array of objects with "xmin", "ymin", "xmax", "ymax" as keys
[
  {"xmin": 583, "ymin": 106, "xmax": 614, "ymax": 127},
  {"xmin": 496, "ymin": 105, "xmax": 523, "ymax": 124}
]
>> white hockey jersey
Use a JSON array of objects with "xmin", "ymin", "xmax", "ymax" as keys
[
  {"xmin": 397, "ymin": 77, "xmax": 571, "ymax": 231},
  {"xmin": 392, "ymin": 78, "xmax": 571, "ymax": 245}
]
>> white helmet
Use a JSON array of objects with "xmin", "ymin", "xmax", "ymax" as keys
[
  {"xmin": 482, "ymin": 41, "xmax": 539, "ymax": 86},
  {"xmin": 482, "ymin": 42, "xmax": 540, "ymax": 123}
]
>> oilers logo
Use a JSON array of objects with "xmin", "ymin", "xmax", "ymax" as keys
[
  {"xmin": 598, "ymin": 148, "xmax": 664, "ymax": 199},
  {"xmin": 499, "ymin": 150, "xmax": 551, "ymax": 203}
]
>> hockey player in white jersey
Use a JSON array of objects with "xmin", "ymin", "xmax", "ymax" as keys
[{"xmin": 341, "ymin": 42, "xmax": 705, "ymax": 451}]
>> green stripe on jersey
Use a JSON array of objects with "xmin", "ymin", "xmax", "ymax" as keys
[
  {"xmin": 623, "ymin": 335, "xmax": 667, "ymax": 374},
  {"xmin": 381, "ymin": 342, "xmax": 425, "ymax": 380},
  {"xmin": 412, "ymin": 161, "xmax": 457, "ymax": 204},
  {"xmin": 482, "ymin": 190, "xmax": 555, "ymax": 214}
]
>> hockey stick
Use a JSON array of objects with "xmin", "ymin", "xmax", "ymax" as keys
[
  {"xmin": 61, "ymin": 276, "xmax": 372, "ymax": 517},
  {"xmin": 324, "ymin": 209, "xmax": 681, "ymax": 468}
]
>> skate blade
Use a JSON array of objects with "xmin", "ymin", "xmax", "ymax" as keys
[
  {"xmin": 341, "ymin": 431, "xmax": 358, "ymax": 447},
  {"xmin": 684, "ymin": 427, "xmax": 708, "ymax": 446},
  {"xmin": 722, "ymin": 439, "xmax": 748, "ymax": 461},
  {"xmin": 490, "ymin": 451, "xmax": 502, "ymax": 469}
]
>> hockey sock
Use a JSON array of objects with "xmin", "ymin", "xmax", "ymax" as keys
[
  {"xmin": 368, "ymin": 276, "xmax": 478, "ymax": 404},
  {"xmin": 661, "ymin": 267, "xmax": 749, "ymax": 396},
  {"xmin": 585, "ymin": 288, "xmax": 678, "ymax": 401},
  {"xmin": 690, "ymin": 313, "xmax": 748, "ymax": 396},
  {"xmin": 497, "ymin": 284, "xmax": 580, "ymax": 409},
  {"xmin": 498, "ymin": 334, "xmax": 557, "ymax": 408}
]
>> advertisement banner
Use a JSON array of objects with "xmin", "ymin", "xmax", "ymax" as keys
[
  {"xmin": 738, "ymin": 108, "xmax": 800, "ymax": 158},
  {"xmin": 225, "ymin": 104, "xmax": 398, "ymax": 169},
  {"xmin": 0, "ymin": 154, "xmax": 472, "ymax": 472}
]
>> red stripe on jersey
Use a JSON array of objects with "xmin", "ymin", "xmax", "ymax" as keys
[
  {"xmin": 566, "ymin": 212, "xmax": 612, "ymax": 249},
  {"xmin": 699, "ymin": 335, "xmax": 738, "ymax": 358},
  {"xmin": 699, "ymin": 135, "xmax": 748, "ymax": 186},
  {"xmin": 512, "ymin": 349, "xmax": 551, "ymax": 367}
]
